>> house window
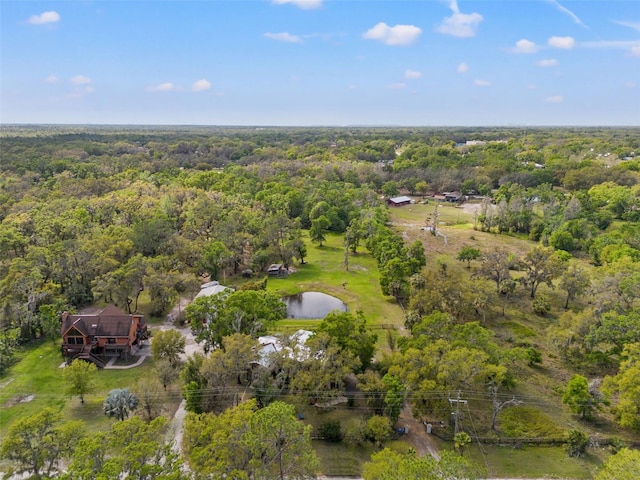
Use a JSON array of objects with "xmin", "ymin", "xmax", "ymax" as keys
[
  {"xmin": 66, "ymin": 327, "xmax": 84, "ymax": 345},
  {"xmin": 107, "ymin": 338, "xmax": 116, "ymax": 344}
]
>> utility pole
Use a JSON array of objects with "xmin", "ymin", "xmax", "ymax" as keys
[{"xmin": 449, "ymin": 390, "xmax": 468, "ymax": 435}]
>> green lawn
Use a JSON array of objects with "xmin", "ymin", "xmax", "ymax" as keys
[
  {"xmin": 268, "ymin": 232, "xmax": 405, "ymax": 330},
  {"xmin": 466, "ymin": 444, "xmax": 606, "ymax": 479},
  {"xmin": 0, "ymin": 340, "xmax": 163, "ymax": 435}
]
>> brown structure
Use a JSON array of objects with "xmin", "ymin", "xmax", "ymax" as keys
[
  {"xmin": 61, "ymin": 305, "xmax": 148, "ymax": 367},
  {"xmin": 387, "ymin": 196, "xmax": 412, "ymax": 207}
]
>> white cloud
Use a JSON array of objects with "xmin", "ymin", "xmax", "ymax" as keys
[
  {"xmin": 405, "ymin": 69, "xmax": 422, "ymax": 79},
  {"xmin": 272, "ymin": 0, "xmax": 322, "ymax": 10},
  {"xmin": 388, "ymin": 83, "xmax": 406, "ymax": 90},
  {"xmin": 147, "ymin": 82, "xmax": 177, "ymax": 92},
  {"xmin": 436, "ymin": 0, "xmax": 483, "ymax": 38},
  {"xmin": 192, "ymin": 79, "xmax": 212, "ymax": 91},
  {"xmin": 71, "ymin": 75, "xmax": 92, "ymax": 85},
  {"xmin": 512, "ymin": 39, "xmax": 538, "ymax": 54},
  {"xmin": 631, "ymin": 46, "xmax": 640, "ymax": 57},
  {"xmin": 528, "ymin": 85, "xmax": 538, "ymax": 90},
  {"xmin": 546, "ymin": 95, "xmax": 564, "ymax": 103},
  {"xmin": 363, "ymin": 22, "xmax": 422, "ymax": 46},
  {"xmin": 27, "ymin": 11, "xmax": 60, "ymax": 25},
  {"xmin": 44, "ymin": 75, "xmax": 58, "ymax": 83},
  {"xmin": 613, "ymin": 20, "xmax": 640, "ymax": 32},
  {"xmin": 545, "ymin": 0, "xmax": 588, "ymax": 29},
  {"xmin": 264, "ymin": 32, "xmax": 302, "ymax": 43},
  {"xmin": 548, "ymin": 36, "xmax": 575, "ymax": 49},
  {"xmin": 474, "ymin": 79, "xmax": 491, "ymax": 87},
  {"xmin": 536, "ymin": 58, "xmax": 559, "ymax": 67},
  {"xmin": 624, "ymin": 82, "xmax": 637, "ymax": 88},
  {"xmin": 457, "ymin": 62, "xmax": 469, "ymax": 73}
]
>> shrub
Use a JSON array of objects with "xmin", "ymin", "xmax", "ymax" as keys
[
  {"xmin": 532, "ymin": 295, "xmax": 551, "ymax": 315},
  {"xmin": 565, "ymin": 429, "xmax": 589, "ymax": 457},
  {"xmin": 343, "ymin": 418, "xmax": 367, "ymax": 446},
  {"xmin": 318, "ymin": 420, "xmax": 342, "ymax": 443}
]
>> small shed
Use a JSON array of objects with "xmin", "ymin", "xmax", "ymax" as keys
[
  {"xmin": 387, "ymin": 196, "xmax": 412, "ymax": 207},
  {"xmin": 267, "ymin": 264, "xmax": 287, "ymax": 277}
]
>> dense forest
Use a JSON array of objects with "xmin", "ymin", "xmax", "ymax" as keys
[{"xmin": 1, "ymin": 125, "xmax": 639, "ymax": 479}]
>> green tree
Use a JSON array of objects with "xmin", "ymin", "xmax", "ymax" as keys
[
  {"xmin": 201, "ymin": 240, "xmax": 233, "ymax": 280},
  {"xmin": 603, "ymin": 343, "xmax": 640, "ymax": 431},
  {"xmin": 366, "ymin": 415, "xmax": 392, "ymax": 447},
  {"xmin": 151, "ymin": 328, "xmax": 186, "ymax": 366},
  {"xmin": 63, "ymin": 359, "xmax": 98, "ymax": 404},
  {"xmin": 187, "ymin": 289, "xmax": 286, "ymax": 352},
  {"xmin": 0, "ymin": 408, "xmax": 85, "ymax": 478},
  {"xmin": 315, "ymin": 311, "xmax": 378, "ymax": 371},
  {"xmin": 562, "ymin": 374, "xmax": 598, "ymax": 419},
  {"xmin": 245, "ymin": 401, "xmax": 319, "ymax": 480},
  {"xmin": 594, "ymin": 448, "xmax": 640, "ymax": 480},
  {"xmin": 183, "ymin": 400, "xmax": 318, "ymax": 479},
  {"xmin": 103, "ymin": 388, "xmax": 139, "ymax": 421},
  {"xmin": 457, "ymin": 246, "xmax": 481, "ymax": 268},
  {"xmin": 382, "ymin": 374, "xmax": 406, "ymax": 423},
  {"xmin": 66, "ymin": 416, "xmax": 184, "ymax": 479},
  {"xmin": 559, "ymin": 263, "xmax": 591, "ymax": 309},
  {"xmin": 309, "ymin": 215, "xmax": 330, "ymax": 246},
  {"xmin": 519, "ymin": 246, "xmax": 563, "ymax": 299},
  {"xmin": 363, "ymin": 448, "xmax": 481, "ymax": 480},
  {"xmin": 454, "ymin": 431, "xmax": 472, "ymax": 455}
]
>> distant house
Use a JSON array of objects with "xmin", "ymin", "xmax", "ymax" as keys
[
  {"xmin": 195, "ymin": 280, "xmax": 232, "ymax": 299},
  {"xmin": 443, "ymin": 192, "xmax": 462, "ymax": 203},
  {"xmin": 387, "ymin": 196, "xmax": 412, "ymax": 207},
  {"xmin": 61, "ymin": 305, "xmax": 148, "ymax": 367},
  {"xmin": 255, "ymin": 329, "xmax": 314, "ymax": 368},
  {"xmin": 267, "ymin": 264, "xmax": 288, "ymax": 277}
]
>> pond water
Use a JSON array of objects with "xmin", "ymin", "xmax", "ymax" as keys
[{"xmin": 283, "ymin": 292, "xmax": 348, "ymax": 319}]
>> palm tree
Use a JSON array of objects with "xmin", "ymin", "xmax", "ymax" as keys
[{"xmin": 103, "ymin": 388, "xmax": 139, "ymax": 421}]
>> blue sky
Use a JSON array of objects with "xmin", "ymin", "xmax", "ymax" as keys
[{"xmin": 1, "ymin": 0, "xmax": 639, "ymax": 126}]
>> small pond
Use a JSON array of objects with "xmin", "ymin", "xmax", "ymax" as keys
[{"xmin": 283, "ymin": 292, "xmax": 348, "ymax": 319}]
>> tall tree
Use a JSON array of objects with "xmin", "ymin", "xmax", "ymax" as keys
[
  {"xmin": 0, "ymin": 408, "xmax": 85, "ymax": 478},
  {"xmin": 473, "ymin": 249, "xmax": 515, "ymax": 293},
  {"xmin": 519, "ymin": 246, "xmax": 563, "ymax": 299},
  {"xmin": 603, "ymin": 342, "xmax": 640, "ymax": 431},
  {"xmin": 594, "ymin": 448, "xmax": 640, "ymax": 480},
  {"xmin": 62, "ymin": 359, "xmax": 97, "ymax": 404},
  {"xmin": 151, "ymin": 328, "xmax": 186, "ymax": 366},
  {"xmin": 562, "ymin": 374, "xmax": 600, "ymax": 420},
  {"xmin": 559, "ymin": 263, "xmax": 591, "ymax": 309}
]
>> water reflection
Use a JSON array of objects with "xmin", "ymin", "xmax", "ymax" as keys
[{"xmin": 283, "ymin": 292, "xmax": 348, "ymax": 319}]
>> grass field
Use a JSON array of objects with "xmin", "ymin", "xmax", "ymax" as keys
[
  {"xmin": 0, "ymin": 340, "xmax": 181, "ymax": 436},
  {"xmin": 267, "ymin": 232, "xmax": 405, "ymax": 331}
]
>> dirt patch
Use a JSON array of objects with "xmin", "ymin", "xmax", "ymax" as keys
[
  {"xmin": 397, "ymin": 404, "xmax": 441, "ymax": 460},
  {"xmin": 4, "ymin": 394, "xmax": 35, "ymax": 407}
]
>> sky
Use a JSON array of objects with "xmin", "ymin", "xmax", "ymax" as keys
[{"xmin": 1, "ymin": 0, "xmax": 639, "ymax": 126}]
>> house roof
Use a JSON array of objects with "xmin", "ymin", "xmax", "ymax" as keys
[
  {"xmin": 195, "ymin": 282, "xmax": 232, "ymax": 299},
  {"xmin": 61, "ymin": 305, "xmax": 145, "ymax": 338},
  {"xmin": 255, "ymin": 329, "xmax": 314, "ymax": 368},
  {"xmin": 389, "ymin": 196, "xmax": 412, "ymax": 204}
]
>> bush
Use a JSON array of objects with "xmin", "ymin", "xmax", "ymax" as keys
[
  {"xmin": 318, "ymin": 420, "xmax": 343, "ymax": 442},
  {"xmin": 532, "ymin": 296, "xmax": 551, "ymax": 315},
  {"xmin": 565, "ymin": 429, "xmax": 589, "ymax": 457},
  {"xmin": 500, "ymin": 406, "xmax": 565, "ymax": 438},
  {"xmin": 343, "ymin": 418, "xmax": 367, "ymax": 446},
  {"xmin": 366, "ymin": 415, "xmax": 392, "ymax": 446}
]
